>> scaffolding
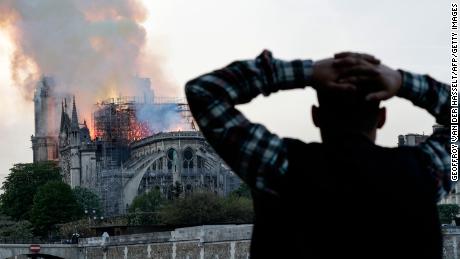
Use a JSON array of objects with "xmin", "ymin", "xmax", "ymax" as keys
[
  {"xmin": 93, "ymin": 97, "xmax": 152, "ymax": 144},
  {"xmin": 91, "ymin": 96, "xmax": 197, "ymax": 168},
  {"xmin": 177, "ymin": 102, "xmax": 197, "ymax": 130}
]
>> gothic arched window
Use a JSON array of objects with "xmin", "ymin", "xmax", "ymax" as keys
[
  {"xmin": 197, "ymin": 156, "xmax": 204, "ymax": 169},
  {"xmin": 183, "ymin": 147, "xmax": 194, "ymax": 169},
  {"xmin": 167, "ymin": 148, "xmax": 178, "ymax": 171},
  {"xmin": 157, "ymin": 158, "xmax": 163, "ymax": 170}
]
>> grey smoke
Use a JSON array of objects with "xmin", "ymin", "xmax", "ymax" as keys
[
  {"xmin": 0, "ymin": 0, "xmax": 175, "ymax": 124},
  {"xmin": 136, "ymin": 103, "xmax": 190, "ymax": 133}
]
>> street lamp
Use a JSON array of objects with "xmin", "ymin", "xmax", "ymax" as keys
[{"xmin": 84, "ymin": 208, "xmax": 104, "ymax": 226}]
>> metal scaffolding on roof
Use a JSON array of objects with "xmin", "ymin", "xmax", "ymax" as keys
[{"xmin": 91, "ymin": 96, "xmax": 197, "ymax": 168}]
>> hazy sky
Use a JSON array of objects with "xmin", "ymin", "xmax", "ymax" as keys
[{"xmin": 0, "ymin": 0, "xmax": 451, "ymax": 186}]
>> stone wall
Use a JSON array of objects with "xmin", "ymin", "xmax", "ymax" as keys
[
  {"xmin": 79, "ymin": 225, "xmax": 460, "ymax": 259},
  {"xmin": 443, "ymin": 227, "xmax": 460, "ymax": 259},
  {"xmin": 4, "ymin": 225, "xmax": 460, "ymax": 258},
  {"xmin": 79, "ymin": 224, "xmax": 252, "ymax": 259}
]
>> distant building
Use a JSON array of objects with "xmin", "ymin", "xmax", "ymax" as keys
[{"xmin": 397, "ymin": 134, "xmax": 428, "ymax": 147}]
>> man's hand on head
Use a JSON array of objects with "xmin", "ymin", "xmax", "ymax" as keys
[
  {"xmin": 312, "ymin": 58, "xmax": 357, "ymax": 92},
  {"xmin": 311, "ymin": 53, "xmax": 380, "ymax": 93},
  {"xmin": 334, "ymin": 52, "xmax": 403, "ymax": 101}
]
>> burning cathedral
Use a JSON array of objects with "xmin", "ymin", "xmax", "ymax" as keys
[{"xmin": 31, "ymin": 76, "xmax": 241, "ymax": 216}]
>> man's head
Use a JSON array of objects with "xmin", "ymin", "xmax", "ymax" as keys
[
  {"xmin": 310, "ymin": 52, "xmax": 399, "ymax": 143},
  {"xmin": 312, "ymin": 88, "xmax": 386, "ymax": 142}
]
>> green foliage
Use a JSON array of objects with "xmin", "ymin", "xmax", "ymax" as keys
[
  {"xmin": 57, "ymin": 218, "xmax": 95, "ymax": 238},
  {"xmin": 127, "ymin": 189, "xmax": 164, "ymax": 225},
  {"xmin": 438, "ymin": 204, "xmax": 460, "ymax": 224},
  {"xmin": 159, "ymin": 192, "xmax": 254, "ymax": 226},
  {"xmin": 221, "ymin": 195, "xmax": 254, "ymax": 223},
  {"xmin": 59, "ymin": 216, "xmax": 127, "ymax": 238},
  {"xmin": 30, "ymin": 181, "xmax": 82, "ymax": 236},
  {"xmin": 231, "ymin": 183, "xmax": 252, "ymax": 199},
  {"xmin": 73, "ymin": 186, "xmax": 102, "ymax": 216},
  {"xmin": 0, "ymin": 162, "xmax": 61, "ymax": 220},
  {"xmin": 129, "ymin": 188, "xmax": 164, "ymax": 213},
  {"xmin": 160, "ymin": 192, "xmax": 223, "ymax": 226},
  {"xmin": 127, "ymin": 210, "xmax": 161, "ymax": 225},
  {"xmin": 0, "ymin": 213, "xmax": 33, "ymax": 241},
  {"xmin": 172, "ymin": 181, "xmax": 183, "ymax": 199}
]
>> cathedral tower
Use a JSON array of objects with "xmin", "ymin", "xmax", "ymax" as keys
[
  {"xmin": 31, "ymin": 76, "xmax": 59, "ymax": 162},
  {"xmin": 70, "ymin": 96, "xmax": 81, "ymax": 187}
]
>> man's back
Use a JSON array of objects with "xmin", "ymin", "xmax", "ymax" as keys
[
  {"xmin": 251, "ymin": 135, "xmax": 441, "ymax": 258},
  {"xmin": 185, "ymin": 51, "xmax": 452, "ymax": 258}
]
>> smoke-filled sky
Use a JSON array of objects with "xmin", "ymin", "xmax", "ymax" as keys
[{"xmin": 0, "ymin": 0, "xmax": 451, "ymax": 186}]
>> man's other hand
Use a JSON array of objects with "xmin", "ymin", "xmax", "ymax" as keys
[
  {"xmin": 312, "ymin": 53, "xmax": 380, "ymax": 92},
  {"xmin": 334, "ymin": 52, "xmax": 403, "ymax": 101},
  {"xmin": 312, "ymin": 58, "xmax": 357, "ymax": 91}
]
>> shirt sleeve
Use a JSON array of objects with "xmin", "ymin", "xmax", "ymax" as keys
[
  {"xmin": 185, "ymin": 50, "xmax": 313, "ymax": 193},
  {"xmin": 397, "ymin": 70, "xmax": 453, "ymax": 201}
]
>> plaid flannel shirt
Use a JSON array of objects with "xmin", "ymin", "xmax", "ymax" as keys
[
  {"xmin": 185, "ymin": 50, "xmax": 452, "ymax": 200},
  {"xmin": 398, "ymin": 71, "xmax": 452, "ymax": 200}
]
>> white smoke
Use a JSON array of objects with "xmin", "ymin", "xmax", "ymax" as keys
[
  {"xmin": 136, "ymin": 103, "xmax": 192, "ymax": 133},
  {"xmin": 0, "ymin": 0, "xmax": 175, "ymax": 125}
]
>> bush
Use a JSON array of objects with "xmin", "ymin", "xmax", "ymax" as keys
[
  {"xmin": 73, "ymin": 187, "xmax": 103, "ymax": 217},
  {"xmin": 127, "ymin": 189, "xmax": 164, "ymax": 225},
  {"xmin": 159, "ymin": 192, "xmax": 253, "ymax": 226},
  {"xmin": 0, "ymin": 214, "xmax": 33, "ymax": 242},
  {"xmin": 438, "ymin": 204, "xmax": 460, "ymax": 224},
  {"xmin": 231, "ymin": 183, "xmax": 252, "ymax": 199},
  {"xmin": 221, "ymin": 196, "xmax": 254, "ymax": 224},
  {"xmin": 129, "ymin": 189, "xmax": 164, "ymax": 213},
  {"xmin": 127, "ymin": 210, "xmax": 161, "ymax": 225}
]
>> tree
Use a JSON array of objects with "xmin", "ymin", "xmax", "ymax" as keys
[
  {"xmin": 160, "ymin": 192, "xmax": 225, "ymax": 226},
  {"xmin": 221, "ymin": 196, "xmax": 254, "ymax": 223},
  {"xmin": 158, "ymin": 192, "xmax": 253, "ymax": 226},
  {"xmin": 73, "ymin": 186, "xmax": 102, "ymax": 216},
  {"xmin": 30, "ymin": 181, "xmax": 82, "ymax": 236},
  {"xmin": 128, "ymin": 189, "xmax": 164, "ymax": 225},
  {"xmin": 129, "ymin": 188, "xmax": 164, "ymax": 213},
  {"xmin": 438, "ymin": 204, "xmax": 460, "ymax": 224},
  {"xmin": 0, "ymin": 162, "xmax": 61, "ymax": 220},
  {"xmin": 159, "ymin": 192, "xmax": 254, "ymax": 226},
  {"xmin": 0, "ymin": 213, "xmax": 33, "ymax": 242}
]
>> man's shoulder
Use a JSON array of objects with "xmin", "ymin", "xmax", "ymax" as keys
[
  {"xmin": 376, "ymin": 145, "xmax": 429, "ymax": 162},
  {"xmin": 282, "ymin": 137, "xmax": 321, "ymax": 149},
  {"xmin": 282, "ymin": 137, "xmax": 428, "ymax": 166}
]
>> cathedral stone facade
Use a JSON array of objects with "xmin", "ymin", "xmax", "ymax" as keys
[
  {"xmin": 58, "ymin": 97, "xmax": 96, "ymax": 188},
  {"xmin": 122, "ymin": 131, "xmax": 240, "ymax": 206},
  {"xmin": 32, "ymin": 76, "xmax": 241, "ymax": 216}
]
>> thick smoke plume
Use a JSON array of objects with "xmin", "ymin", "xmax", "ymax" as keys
[
  {"xmin": 136, "ymin": 103, "xmax": 193, "ymax": 133},
  {"xmin": 0, "ymin": 0, "xmax": 178, "ymax": 131}
]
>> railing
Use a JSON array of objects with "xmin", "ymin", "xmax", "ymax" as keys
[
  {"xmin": 0, "ymin": 237, "xmax": 63, "ymax": 244},
  {"xmin": 96, "ymin": 96, "xmax": 187, "ymax": 106}
]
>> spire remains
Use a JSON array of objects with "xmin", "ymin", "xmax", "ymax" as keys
[
  {"xmin": 59, "ymin": 100, "xmax": 66, "ymax": 133},
  {"xmin": 71, "ymin": 96, "xmax": 79, "ymax": 130}
]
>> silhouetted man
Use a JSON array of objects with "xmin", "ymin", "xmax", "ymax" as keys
[{"xmin": 185, "ymin": 51, "xmax": 451, "ymax": 259}]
